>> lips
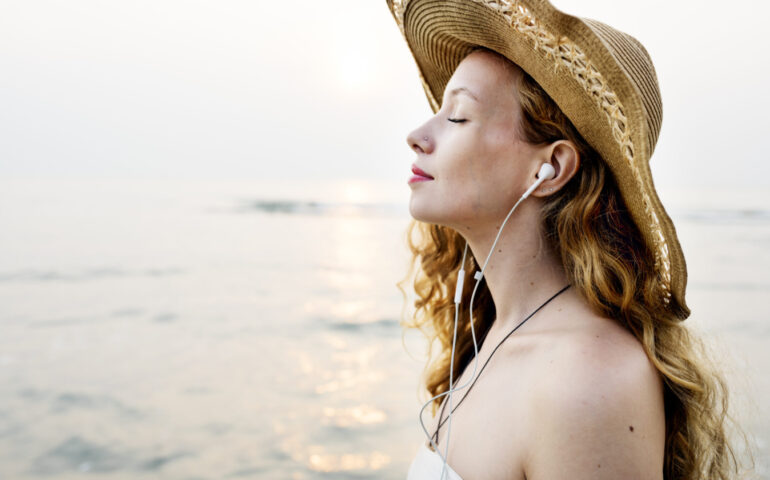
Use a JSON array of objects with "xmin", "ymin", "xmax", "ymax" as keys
[{"xmin": 411, "ymin": 164, "xmax": 434, "ymax": 179}]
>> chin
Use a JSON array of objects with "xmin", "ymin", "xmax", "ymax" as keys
[
  {"xmin": 408, "ymin": 200, "xmax": 452, "ymax": 227},
  {"xmin": 408, "ymin": 197, "xmax": 436, "ymax": 223},
  {"xmin": 407, "ymin": 202, "xmax": 431, "ymax": 223}
]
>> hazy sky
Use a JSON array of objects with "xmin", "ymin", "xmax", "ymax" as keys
[{"xmin": 1, "ymin": 0, "xmax": 768, "ymax": 191}]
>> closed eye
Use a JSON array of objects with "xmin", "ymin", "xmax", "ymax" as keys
[{"xmin": 448, "ymin": 118, "xmax": 467, "ymax": 123}]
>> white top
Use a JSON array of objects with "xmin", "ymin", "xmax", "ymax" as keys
[{"xmin": 406, "ymin": 443, "xmax": 465, "ymax": 480}]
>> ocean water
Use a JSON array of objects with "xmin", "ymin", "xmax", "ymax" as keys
[{"xmin": 0, "ymin": 178, "xmax": 767, "ymax": 479}]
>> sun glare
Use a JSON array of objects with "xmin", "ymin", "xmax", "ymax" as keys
[
  {"xmin": 336, "ymin": 48, "xmax": 374, "ymax": 90},
  {"xmin": 341, "ymin": 181, "xmax": 370, "ymax": 204}
]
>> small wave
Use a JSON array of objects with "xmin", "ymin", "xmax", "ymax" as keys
[
  {"xmin": 50, "ymin": 392, "xmax": 145, "ymax": 419},
  {"xmin": 0, "ymin": 267, "xmax": 185, "ymax": 284},
  {"xmin": 328, "ymin": 318, "xmax": 400, "ymax": 332},
  {"xmin": 31, "ymin": 436, "xmax": 131, "ymax": 474},
  {"xmin": 691, "ymin": 281, "xmax": 770, "ymax": 292},
  {"xmin": 235, "ymin": 199, "xmax": 405, "ymax": 217},
  {"xmin": 675, "ymin": 208, "xmax": 770, "ymax": 224},
  {"xmin": 30, "ymin": 435, "xmax": 191, "ymax": 474},
  {"xmin": 225, "ymin": 466, "xmax": 270, "ymax": 477}
]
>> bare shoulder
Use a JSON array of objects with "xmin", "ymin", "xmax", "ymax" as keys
[{"xmin": 523, "ymin": 314, "xmax": 666, "ymax": 480}]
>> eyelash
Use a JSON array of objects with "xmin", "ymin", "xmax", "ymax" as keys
[{"xmin": 448, "ymin": 118, "xmax": 467, "ymax": 123}]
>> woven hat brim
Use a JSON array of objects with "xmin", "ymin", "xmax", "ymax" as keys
[{"xmin": 387, "ymin": 0, "xmax": 689, "ymax": 315}]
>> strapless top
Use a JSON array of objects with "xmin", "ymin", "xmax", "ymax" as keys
[{"xmin": 406, "ymin": 443, "xmax": 464, "ymax": 480}]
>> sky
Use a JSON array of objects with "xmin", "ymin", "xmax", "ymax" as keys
[{"xmin": 1, "ymin": 0, "xmax": 768, "ymax": 193}]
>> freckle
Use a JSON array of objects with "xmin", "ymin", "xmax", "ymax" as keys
[
  {"xmin": 495, "ymin": 225, "xmax": 500, "ymax": 230},
  {"xmin": 498, "ymin": 249, "xmax": 502, "ymax": 253},
  {"xmin": 530, "ymin": 282, "xmax": 534, "ymax": 286},
  {"xmin": 629, "ymin": 425, "xmax": 634, "ymax": 432},
  {"xmin": 597, "ymin": 464, "xmax": 601, "ymax": 468}
]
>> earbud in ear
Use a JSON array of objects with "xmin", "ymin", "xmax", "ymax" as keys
[
  {"xmin": 538, "ymin": 163, "xmax": 556, "ymax": 181},
  {"xmin": 521, "ymin": 163, "xmax": 556, "ymax": 199}
]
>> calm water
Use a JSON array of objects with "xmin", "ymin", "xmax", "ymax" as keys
[{"xmin": 0, "ymin": 178, "xmax": 767, "ymax": 479}]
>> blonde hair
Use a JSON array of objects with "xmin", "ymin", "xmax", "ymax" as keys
[{"xmin": 398, "ymin": 48, "xmax": 753, "ymax": 480}]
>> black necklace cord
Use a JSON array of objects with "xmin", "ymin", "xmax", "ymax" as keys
[{"xmin": 432, "ymin": 283, "xmax": 571, "ymax": 446}]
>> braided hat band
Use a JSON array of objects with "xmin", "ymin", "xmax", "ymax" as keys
[{"xmin": 387, "ymin": 0, "xmax": 689, "ymax": 314}]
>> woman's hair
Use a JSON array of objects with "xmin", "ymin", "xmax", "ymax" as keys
[{"xmin": 398, "ymin": 48, "xmax": 752, "ymax": 479}]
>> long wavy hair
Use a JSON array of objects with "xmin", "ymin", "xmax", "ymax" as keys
[{"xmin": 398, "ymin": 48, "xmax": 753, "ymax": 479}]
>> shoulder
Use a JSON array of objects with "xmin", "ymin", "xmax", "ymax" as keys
[{"xmin": 523, "ymin": 318, "xmax": 666, "ymax": 479}]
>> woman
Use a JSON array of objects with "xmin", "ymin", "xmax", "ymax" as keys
[{"xmin": 387, "ymin": 0, "xmax": 749, "ymax": 479}]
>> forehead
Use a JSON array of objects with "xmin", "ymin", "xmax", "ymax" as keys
[{"xmin": 444, "ymin": 50, "xmax": 521, "ymax": 106}]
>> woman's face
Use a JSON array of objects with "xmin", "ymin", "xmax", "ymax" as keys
[{"xmin": 406, "ymin": 50, "xmax": 541, "ymax": 230}]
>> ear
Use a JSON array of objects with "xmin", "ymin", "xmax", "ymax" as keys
[{"xmin": 530, "ymin": 140, "xmax": 580, "ymax": 198}]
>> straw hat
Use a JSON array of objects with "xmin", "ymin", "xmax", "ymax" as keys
[{"xmin": 386, "ymin": 0, "xmax": 688, "ymax": 313}]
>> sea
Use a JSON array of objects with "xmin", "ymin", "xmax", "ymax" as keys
[{"xmin": 0, "ymin": 178, "xmax": 767, "ymax": 479}]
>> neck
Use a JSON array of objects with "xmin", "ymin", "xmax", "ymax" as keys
[{"xmin": 457, "ymin": 199, "xmax": 570, "ymax": 334}]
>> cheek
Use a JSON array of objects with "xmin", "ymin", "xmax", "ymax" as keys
[
  {"xmin": 484, "ymin": 138, "xmax": 536, "ymax": 197},
  {"xmin": 479, "ymin": 121, "xmax": 518, "ymax": 160},
  {"xmin": 479, "ymin": 129, "xmax": 521, "ymax": 173}
]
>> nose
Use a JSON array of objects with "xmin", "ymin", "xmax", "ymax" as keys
[{"xmin": 406, "ymin": 127, "xmax": 432, "ymax": 154}]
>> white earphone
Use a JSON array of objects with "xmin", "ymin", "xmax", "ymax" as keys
[
  {"xmin": 419, "ymin": 163, "xmax": 556, "ymax": 479},
  {"xmin": 522, "ymin": 163, "xmax": 556, "ymax": 199}
]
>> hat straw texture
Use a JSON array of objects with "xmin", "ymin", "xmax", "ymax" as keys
[{"xmin": 387, "ymin": 0, "xmax": 688, "ymax": 313}]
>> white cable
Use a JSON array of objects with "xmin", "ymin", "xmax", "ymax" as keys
[{"xmin": 418, "ymin": 245, "xmax": 469, "ymax": 477}]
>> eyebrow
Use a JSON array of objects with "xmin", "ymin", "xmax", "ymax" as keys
[{"xmin": 446, "ymin": 86, "xmax": 480, "ymax": 102}]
